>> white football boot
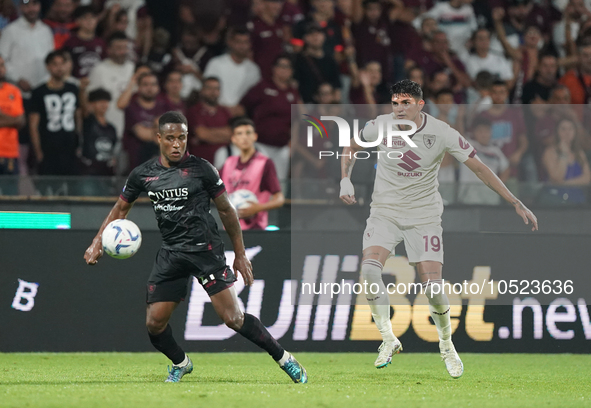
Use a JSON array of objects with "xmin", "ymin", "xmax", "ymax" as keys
[
  {"xmin": 440, "ymin": 340, "xmax": 464, "ymax": 378},
  {"xmin": 374, "ymin": 339, "xmax": 403, "ymax": 368}
]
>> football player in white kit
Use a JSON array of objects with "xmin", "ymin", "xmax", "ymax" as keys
[{"xmin": 339, "ymin": 80, "xmax": 538, "ymax": 378}]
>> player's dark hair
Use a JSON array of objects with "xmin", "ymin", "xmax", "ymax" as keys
[
  {"xmin": 429, "ymin": 69, "xmax": 448, "ymax": 83},
  {"xmin": 137, "ymin": 71, "xmax": 157, "ymax": 85},
  {"xmin": 362, "ymin": 0, "xmax": 381, "ymax": 8},
  {"xmin": 107, "ymin": 31, "xmax": 128, "ymax": 46},
  {"xmin": 469, "ymin": 27, "xmax": 490, "ymax": 55},
  {"xmin": 576, "ymin": 30, "xmax": 591, "ymax": 48},
  {"xmin": 158, "ymin": 111, "xmax": 188, "ymax": 132},
  {"xmin": 406, "ymin": 66, "xmax": 424, "ymax": 80},
  {"xmin": 539, "ymin": 52, "xmax": 557, "ymax": 62},
  {"xmin": 165, "ymin": 70, "xmax": 182, "ymax": 81},
  {"xmin": 44, "ymin": 49, "xmax": 69, "ymax": 65},
  {"xmin": 435, "ymin": 88, "xmax": 453, "ymax": 99},
  {"xmin": 474, "ymin": 70, "xmax": 494, "ymax": 90},
  {"xmin": 390, "ymin": 79, "xmax": 423, "ymax": 101},
  {"xmin": 230, "ymin": 116, "xmax": 256, "ymax": 132},
  {"xmin": 549, "ymin": 84, "xmax": 570, "ymax": 100},
  {"xmin": 203, "ymin": 76, "xmax": 220, "ymax": 85},
  {"xmin": 492, "ymin": 79, "xmax": 507, "ymax": 88},
  {"xmin": 88, "ymin": 88, "xmax": 112, "ymax": 102},
  {"xmin": 273, "ymin": 53, "xmax": 293, "ymax": 67},
  {"xmin": 472, "ymin": 116, "xmax": 492, "ymax": 129},
  {"xmin": 73, "ymin": 5, "xmax": 95, "ymax": 20},
  {"xmin": 363, "ymin": 60, "xmax": 381, "ymax": 69},
  {"xmin": 228, "ymin": 26, "xmax": 250, "ymax": 39}
]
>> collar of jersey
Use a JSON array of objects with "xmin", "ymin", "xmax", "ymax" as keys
[
  {"xmin": 393, "ymin": 112, "xmax": 427, "ymax": 139},
  {"xmin": 158, "ymin": 152, "xmax": 190, "ymax": 168}
]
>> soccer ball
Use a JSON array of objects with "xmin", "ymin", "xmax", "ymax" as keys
[
  {"xmin": 229, "ymin": 189, "xmax": 259, "ymax": 210},
  {"xmin": 102, "ymin": 219, "xmax": 142, "ymax": 259}
]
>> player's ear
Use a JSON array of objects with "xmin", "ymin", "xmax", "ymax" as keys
[{"xmin": 418, "ymin": 99, "xmax": 425, "ymax": 110}]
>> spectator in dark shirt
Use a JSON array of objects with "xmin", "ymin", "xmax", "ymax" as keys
[
  {"xmin": 29, "ymin": 49, "xmax": 81, "ymax": 176},
  {"xmin": 348, "ymin": 59, "xmax": 389, "ymax": 105},
  {"xmin": 81, "ymin": 88, "xmax": 117, "ymax": 176},
  {"xmin": 350, "ymin": 0, "xmax": 393, "ymax": 83},
  {"xmin": 144, "ymin": 27, "xmax": 173, "ymax": 80},
  {"xmin": 409, "ymin": 30, "xmax": 471, "ymax": 101},
  {"xmin": 407, "ymin": 66, "xmax": 425, "ymax": 87},
  {"xmin": 63, "ymin": 6, "xmax": 106, "ymax": 79},
  {"xmin": 122, "ymin": 72, "xmax": 167, "ymax": 169},
  {"xmin": 187, "ymin": 76, "xmax": 232, "ymax": 164},
  {"xmin": 247, "ymin": 0, "xmax": 288, "ymax": 79},
  {"xmin": 294, "ymin": 22, "xmax": 342, "ymax": 103},
  {"xmin": 240, "ymin": 54, "xmax": 299, "ymax": 181},
  {"xmin": 292, "ymin": 0, "xmax": 344, "ymax": 57},
  {"xmin": 158, "ymin": 70, "xmax": 186, "ymax": 114},
  {"xmin": 172, "ymin": 28, "xmax": 211, "ymax": 99}
]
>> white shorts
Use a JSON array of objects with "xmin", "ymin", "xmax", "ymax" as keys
[{"xmin": 362, "ymin": 211, "xmax": 444, "ymax": 266}]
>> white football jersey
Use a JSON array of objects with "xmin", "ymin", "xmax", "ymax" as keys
[{"xmin": 361, "ymin": 112, "xmax": 476, "ymax": 221}]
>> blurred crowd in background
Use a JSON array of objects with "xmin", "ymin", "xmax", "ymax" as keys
[{"xmin": 0, "ymin": 0, "xmax": 590, "ymax": 203}]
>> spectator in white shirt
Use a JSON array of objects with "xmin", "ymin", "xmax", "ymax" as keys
[
  {"xmin": 417, "ymin": 0, "xmax": 477, "ymax": 55},
  {"xmin": 0, "ymin": 0, "xmax": 54, "ymax": 97},
  {"xmin": 459, "ymin": 28, "xmax": 514, "ymax": 83},
  {"xmin": 203, "ymin": 26, "xmax": 261, "ymax": 115},
  {"xmin": 87, "ymin": 31, "xmax": 135, "ymax": 139}
]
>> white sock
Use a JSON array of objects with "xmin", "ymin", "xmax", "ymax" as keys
[
  {"xmin": 362, "ymin": 260, "xmax": 396, "ymax": 343},
  {"xmin": 173, "ymin": 354, "xmax": 189, "ymax": 368},
  {"xmin": 277, "ymin": 351, "xmax": 290, "ymax": 366},
  {"xmin": 423, "ymin": 280, "xmax": 451, "ymax": 341}
]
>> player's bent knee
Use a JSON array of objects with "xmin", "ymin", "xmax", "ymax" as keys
[
  {"xmin": 146, "ymin": 316, "xmax": 168, "ymax": 334},
  {"xmin": 223, "ymin": 311, "xmax": 244, "ymax": 331}
]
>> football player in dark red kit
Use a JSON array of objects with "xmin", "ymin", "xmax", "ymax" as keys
[{"xmin": 84, "ymin": 111, "xmax": 307, "ymax": 384}]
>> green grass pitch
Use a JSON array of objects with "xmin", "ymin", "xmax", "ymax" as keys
[{"xmin": 1, "ymin": 353, "xmax": 590, "ymax": 408}]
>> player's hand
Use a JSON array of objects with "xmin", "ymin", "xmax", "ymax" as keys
[
  {"xmin": 514, "ymin": 201, "xmax": 538, "ymax": 231},
  {"xmin": 340, "ymin": 177, "xmax": 356, "ymax": 205},
  {"xmin": 84, "ymin": 238, "xmax": 104, "ymax": 265},
  {"xmin": 233, "ymin": 253, "xmax": 254, "ymax": 286},
  {"xmin": 237, "ymin": 202, "xmax": 260, "ymax": 219}
]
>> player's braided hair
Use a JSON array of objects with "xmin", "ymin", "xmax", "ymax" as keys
[
  {"xmin": 389, "ymin": 79, "xmax": 423, "ymax": 101},
  {"xmin": 158, "ymin": 111, "xmax": 188, "ymax": 132}
]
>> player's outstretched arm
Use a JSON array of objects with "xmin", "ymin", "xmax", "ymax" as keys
[
  {"xmin": 340, "ymin": 137, "xmax": 364, "ymax": 205},
  {"xmin": 214, "ymin": 192, "xmax": 254, "ymax": 286},
  {"xmin": 464, "ymin": 156, "xmax": 539, "ymax": 231},
  {"xmin": 84, "ymin": 198, "xmax": 134, "ymax": 265}
]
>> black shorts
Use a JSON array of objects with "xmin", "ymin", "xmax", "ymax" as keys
[{"xmin": 146, "ymin": 245, "xmax": 237, "ymax": 303}]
